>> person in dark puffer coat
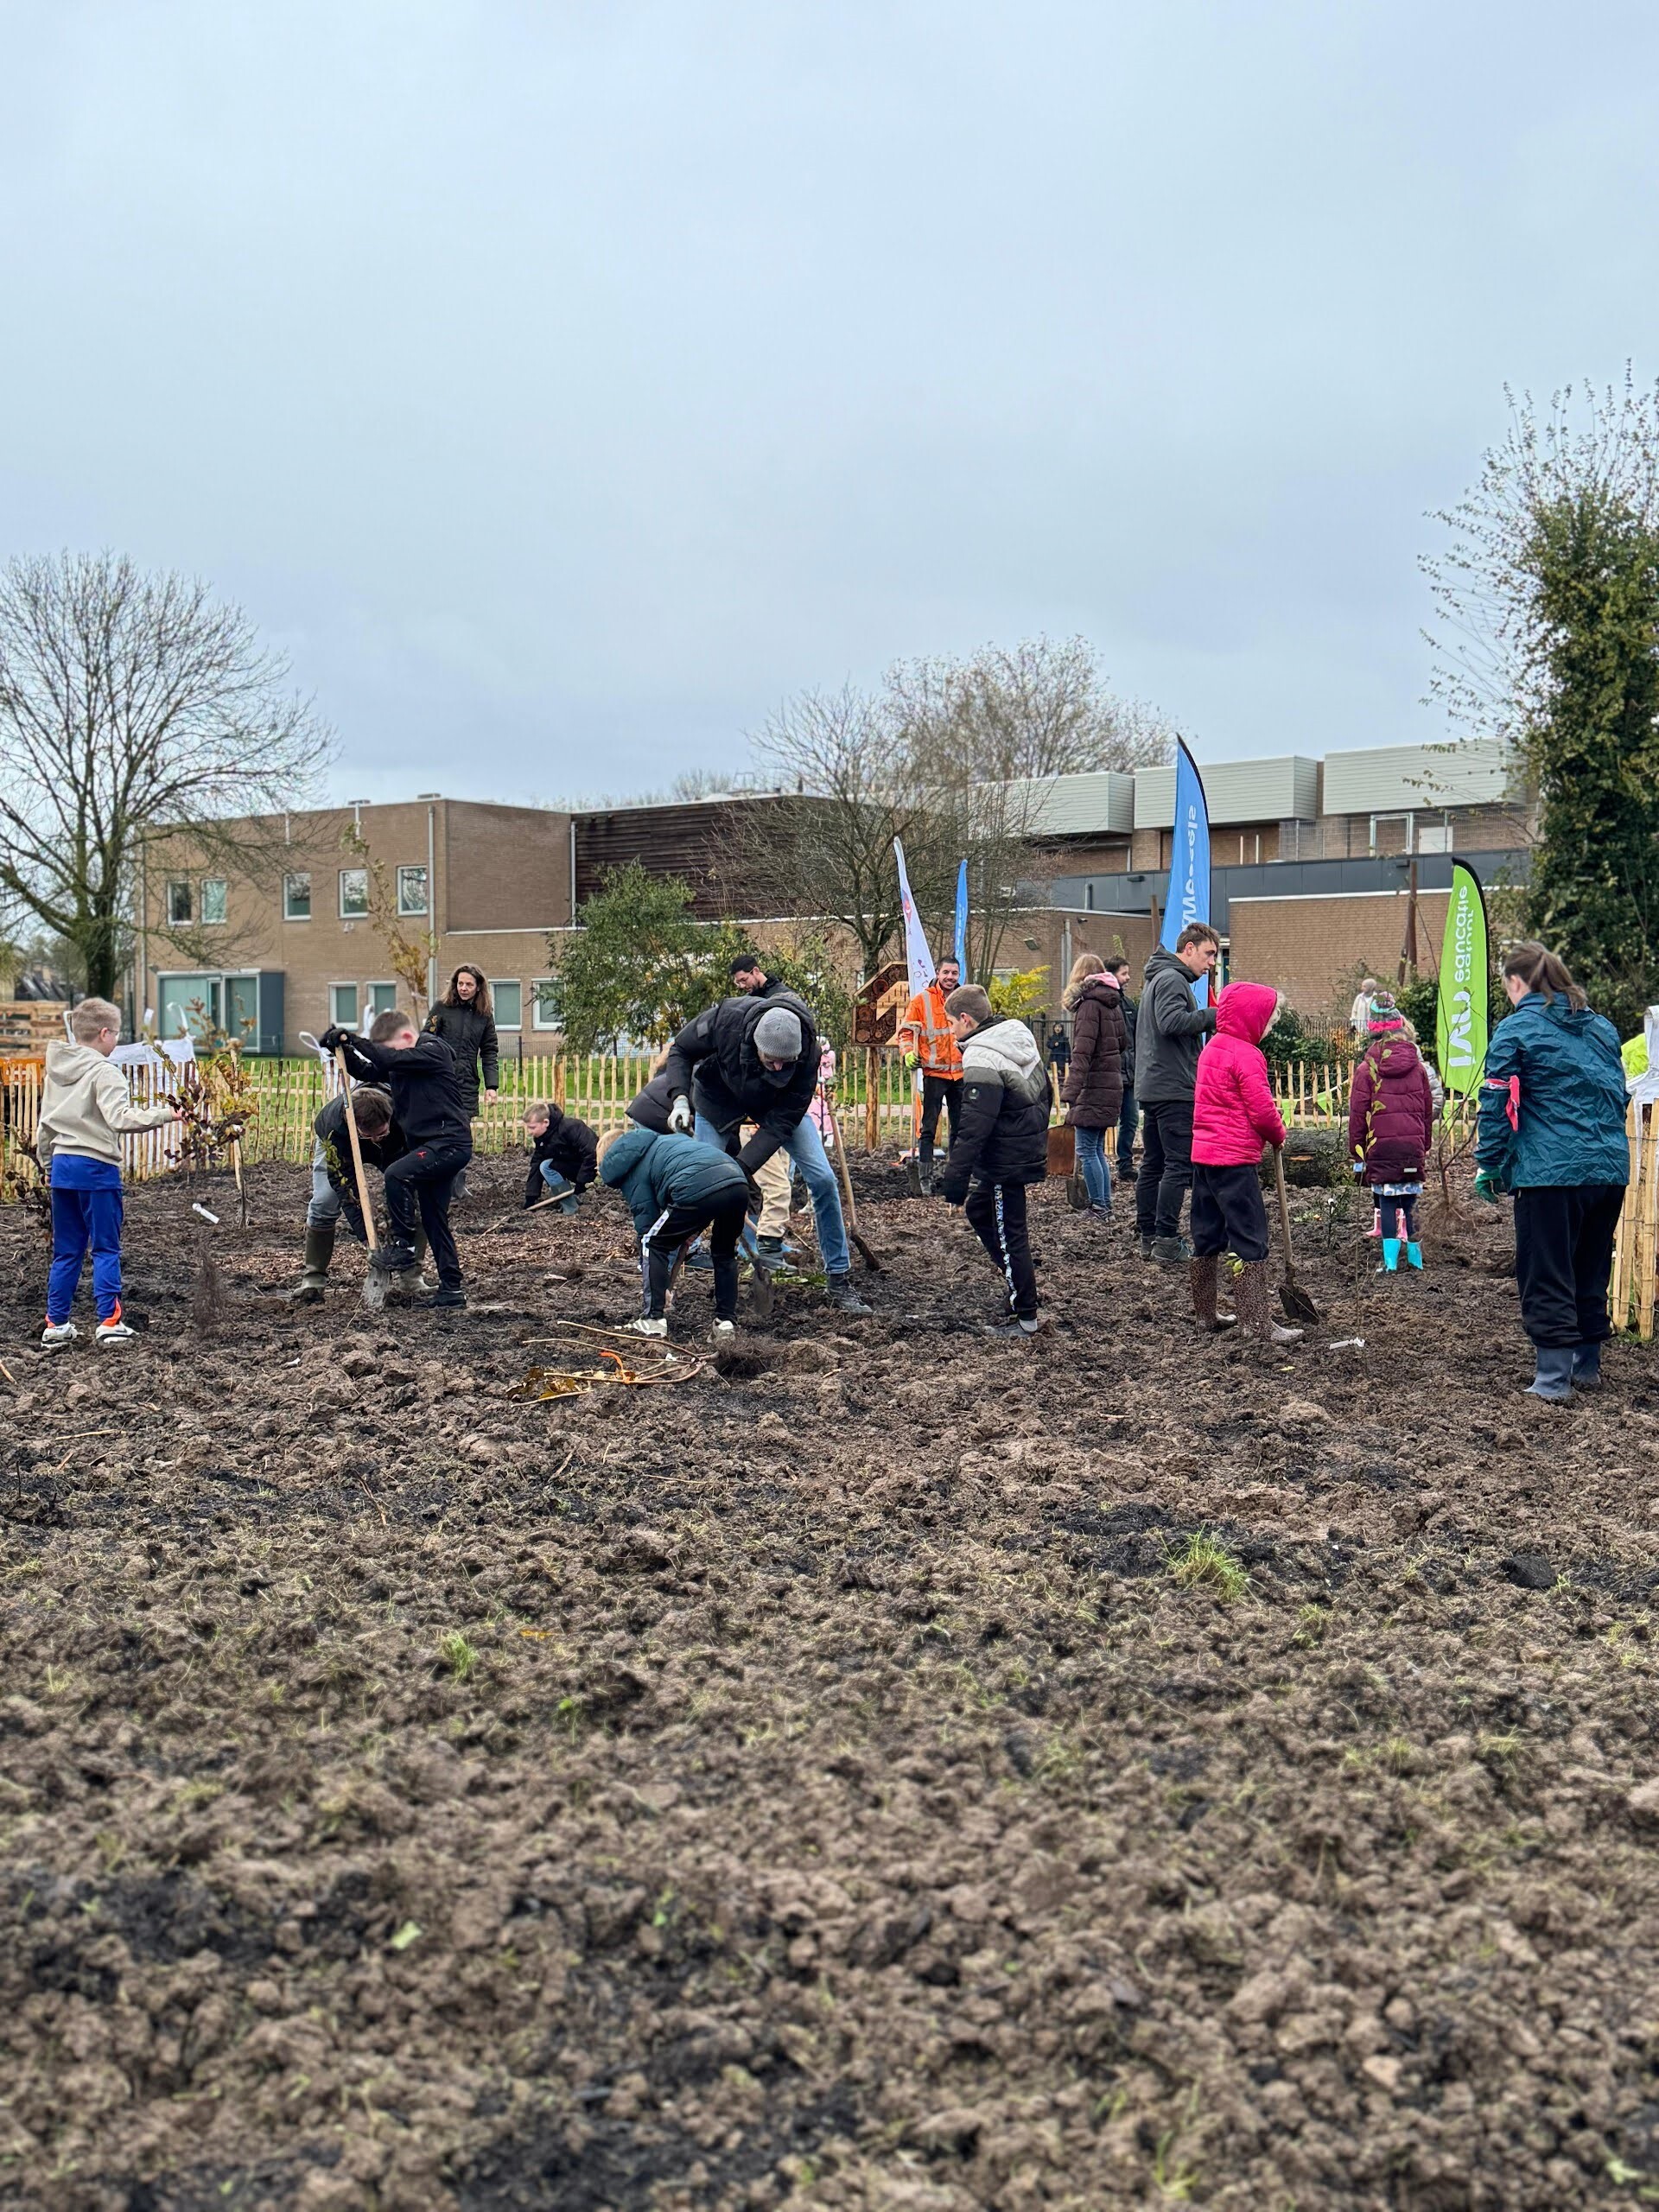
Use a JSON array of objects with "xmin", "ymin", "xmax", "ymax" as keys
[
  {"xmin": 1060, "ymin": 954, "xmax": 1128, "ymax": 1220},
  {"xmin": 1347, "ymin": 996, "xmax": 1435, "ymax": 1274},
  {"xmin": 941, "ymin": 986, "xmax": 1053, "ymax": 1338},
  {"xmin": 601, "ymin": 1124, "xmax": 750, "ymax": 1338}
]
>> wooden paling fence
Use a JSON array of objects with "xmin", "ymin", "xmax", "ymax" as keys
[{"xmin": 1611, "ymin": 1098, "xmax": 1659, "ymax": 1342}]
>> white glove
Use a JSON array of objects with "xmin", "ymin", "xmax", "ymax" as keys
[{"xmin": 667, "ymin": 1094, "xmax": 694, "ymax": 1134}]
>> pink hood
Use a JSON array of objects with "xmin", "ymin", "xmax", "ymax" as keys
[{"xmin": 1215, "ymin": 981, "xmax": 1279, "ymax": 1047}]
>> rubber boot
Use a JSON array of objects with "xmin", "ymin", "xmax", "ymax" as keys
[
  {"xmin": 289, "ymin": 1221, "xmax": 335, "ymax": 1301},
  {"xmin": 1525, "ymin": 1345, "xmax": 1575, "ymax": 1403},
  {"xmin": 1235, "ymin": 1259, "xmax": 1302, "ymax": 1345},
  {"xmin": 1406, "ymin": 1243, "xmax": 1424, "ymax": 1270},
  {"xmin": 1572, "ymin": 1341, "xmax": 1603, "ymax": 1390},
  {"xmin": 1189, "ymin": 1255, "xmax": 1237, "ymax": 1333},
  {"xmin": 824, "ymin": 1270, "xmax": 873, "ymax": 1317},
  {"xmin": 1379, "ymin": 1237, "xmax": 1401, "ymax": 1274}
]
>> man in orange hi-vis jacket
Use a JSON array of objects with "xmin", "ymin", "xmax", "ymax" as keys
[{"xmin": 896, "ymin": 957, "xmax": 963, "ymax": 1195}]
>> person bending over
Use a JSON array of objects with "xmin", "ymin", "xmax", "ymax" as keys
[
  {"xmin": 296, "ymin": 1084, "xmax": 409, "ymax": 1296},
  {"xmin": 522, "ymin": 1100, "xmax": 597, "ymax": 1215},
  {"xmin": 321, "ymin": 1007, "xmax": 473, "ymax": 1310},
  {"xmin": 940, "ymin": 985, "xmax": 1052, "ymax": 1339},
  {"xmin": 601, "ymin": 1123, "xmax": 750, "ymax": 1339},
  {"xmin": 657, "ymin": 988, "xmax": 871, "ymax": 1315}
]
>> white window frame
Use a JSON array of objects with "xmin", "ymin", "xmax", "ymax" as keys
[
  {"xmin": 490, "ymin": 979, "xmax": 523, "ymax": 1031},
  {"xmin": 396, "ymin": 865, "xmax": 429, "ymax": 917},
  {"xmin": 329, "ymin": 982, "xmax": 359, "ymax": 1027},
  {"xmin": 283, "ymin": 872, "xmax": 312, "ymax": 921},
  {"xmin": 338, "ymin": 868, "xmax": 371, "ymax": 919},
  {"xmin": 366, "ymin": 981, "xmax": 398, "ymax": 1019},
  {"xmin": 531, "ymin": 979, "xmax": 561, "ymax": 1031},
  {"xmin": 1368, "ymin": 811, "xmax": 1413, "ymax": 855},
  {"xmin": 200, "ymin": 877, "xmax": 227, "ymax": 925},
  {"xmin": 165, "ymin": 879, "xmax": 193, "ymax": 925}
]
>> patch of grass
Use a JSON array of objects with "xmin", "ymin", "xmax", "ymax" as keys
[
  {"xmin": 1292, "ymin": 1604, "xmax": 1328, "ymax": 1647},
  {"xmin": 1166, "ymin": 1530, "xmax": 1250, "ymax": 1603},
  {"xmin": 439, "ymin": 1630, "xmax": 479, "ymax": 1683}
]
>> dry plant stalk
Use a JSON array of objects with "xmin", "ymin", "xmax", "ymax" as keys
[{"xmin": 191, "ymin": 1224, "xmax": 226, "ymax": 1334}]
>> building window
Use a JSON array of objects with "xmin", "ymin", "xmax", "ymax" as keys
[
  {"xmin": 491, "ymin": 980, "xmax": 522, "ymax": 1030},
  {"xmin": 532, "ymin": 979, "xmax": 561, "ymax": 1031},
  {"xmin": 330, "ymin": 983, "xmax": 359, "ymax": 1027},
  {"xmin": 283, "ymin": 872, "xmax": 312, "ymax": 920},
  {"xmin": 200, "ymin": 878, "xmax": 227, "ymax": 925},
  {"xmin": 166, "ymin": 880, "xmax": 193, "ymax": 925},
  {"xmin": 368, "ymin": 982, "xmax": 397, "ymax": 1017},
  {"xmin": 396, "ymin": 865, "xmax": 429, "ymax": 916},
  {"xmin": 339, "ymin": 868, "xmax": 370, "ymax": 918}
]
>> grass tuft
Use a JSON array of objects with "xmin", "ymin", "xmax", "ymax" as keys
[{"xmin": 1166, "ymin": 1530, "xmax": 1251, "ymax": 1603}]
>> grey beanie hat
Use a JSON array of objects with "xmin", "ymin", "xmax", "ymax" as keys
[{"xmin": 753, "ymin": 1007, "xmax": 804, "ymax": 1061}]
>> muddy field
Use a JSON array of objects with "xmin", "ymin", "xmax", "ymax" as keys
[{"xmin": 2, "ymin": 1154, "xmax": 1659, "ymax": 2211}]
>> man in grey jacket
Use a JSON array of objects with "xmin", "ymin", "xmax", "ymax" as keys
[{"xmin": 1134, "ymin": 923, "xmax": 1221, "ymax": 1264}]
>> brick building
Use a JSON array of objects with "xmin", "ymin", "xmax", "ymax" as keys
[{"xmin": 130, "ymin": 741, "xmax": 1529, "ymax": 1051}]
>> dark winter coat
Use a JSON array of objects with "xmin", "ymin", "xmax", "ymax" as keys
[
  {"xmin": 1347, "ymin": 1036, "xmax": 1435, "ymax": 1187},
  {"xmin": 523, "ymin": 1107, "xmax": 598, "ymax": 1206},
  {"xmin": 314, "ymin": 1092, "xmax": 408, "ymax": 1191},
  {"xmin": 1061, "ymin": 977, "xmax": 1128, "ymax": 1129},
  {"xmin": 424, "ymin": 1001, "xmax": 500, "ymax": 1117},
  {"xmin": 941, "ymin": 1018, "xmax": 1052, "ymax": 1201},
  {"xmin": 327, "ymin": 1031, "xmax": 474, "ymax": 1152},
  {"xmin": 626, "ymin": 1069, "xmax": 677, "ymax": 1134},
  {"xmin": 1135, "ymin": 948, "xmax": 1217, "ymax": 1104},
  {"xmin": 1475, "ymin": 991, "xmax": 1630, "ymax": 1191},
  {"xmin": 600, "ymin": 1125, "xmax": 748, "ymax": 1236},
  {"xmin": 661, "ymin": 991, "xmax": 820, "ymax": 1173}
]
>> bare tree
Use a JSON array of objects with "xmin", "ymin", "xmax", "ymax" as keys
[
  {"xmin": 890, "ymin": 636, "xmax": 1173, "ymax": 975},
  {"xmin": 0, "ymin": 552, "xmax": 332, "ymax": 995},
  {"xmin": 742, "ymin": 684, "xmax": 959, "ymax": 978}
]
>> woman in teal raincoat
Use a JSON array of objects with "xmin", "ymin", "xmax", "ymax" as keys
[{"xmin": 1474, "ymin": 942, "xmax": 1630, "ymax": 1403}]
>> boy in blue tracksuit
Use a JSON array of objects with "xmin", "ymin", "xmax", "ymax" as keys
[
  {"xmin": 36, "ymin": 997, "xmax": 182, "ymax": 1350},
  {"xmin": 601, "ymin": 1124, "xmax": 751, "ymax": 1339}
]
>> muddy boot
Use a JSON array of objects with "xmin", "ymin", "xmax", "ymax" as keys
[
  {"xmin": 1377, "ymin": 1237, "xmax": 1402, "ymax": 1275},
  {"xmin": 824, "ymin": 1269, "xmax": 873, "ymax": 1318},
  {"xmin": 1406, "ymin": 1242, "xmax": 1424, "ymax": 1270},
  {"xmin": 1189, "ymin": 1255, "xmax": 1236, "ymax": 1334},
  {"xmin": 1235, "ymin": 1259, "xmax": 1301, "ymax": 1346},
  {"xmin": 411, "ymin": 1228, "xmax": 435, "ymax": 1294},
  {"xmin": 1572, "ymin": 1341, "xmax": 1603, "ymax": 1390},
  {"xmin": 289, "ymin": 1222, "xmax": 335, "ymax": 1302},
  {"xmin": 1152, "ymin": 1233, "xmax": 1192, "ymax": 1268}
]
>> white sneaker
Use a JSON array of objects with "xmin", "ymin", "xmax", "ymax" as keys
[
  {"xmin": 95, "ymin": 1318, "xmax": 135, "ymax": 1347},
  {"xmin": 41, "ymin": 1319, "xmax": 78, "ymax": 1351},
  {"xmin": 622, "ymin": 1316, "xmax": 668, "ymax": 1338},
  {"xmin": 712, "ymin": 1319, "xmax": 737, "ymax": 1339}
]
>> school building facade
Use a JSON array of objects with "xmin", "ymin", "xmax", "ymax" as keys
[{"xmin": 130, "ymin": 741, "xmax": 1528, "ymax": 1052}]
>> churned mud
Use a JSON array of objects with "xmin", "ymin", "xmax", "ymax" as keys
[{"xmin": 2, "ymin": 1156, "xmax": 1659, "ymax": 2210}]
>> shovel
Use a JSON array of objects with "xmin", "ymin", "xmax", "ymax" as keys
[
  {"xmin": 821, "ymin": 1101, "xmax": 883, "ymax": 1274},
  {"xmin": 330, "ymin": 1044, "xmax": 391, "ymax": 1313},
  {"xmin": 1271, "ymin": 1148, "xmax": 1320, "ymax": 1326}
]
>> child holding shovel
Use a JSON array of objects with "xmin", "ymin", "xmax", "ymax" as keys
[
  {"xmin": 1188, "ymin": 981, "xmax": 1300, "ymax": 1344},
  {"xmin": 320, "ymin": 1008, "xmax": 473, "ymax": 1310},
  {"xmin": 36, "ymin": 996, "xmax": 183, "ymax": 1349},
  {"xmin": 522, "ymin": 1101, "xmax": 598, "ymax": 1215},
  {"xmin": 291, "ymin": 1085, "xmax": 412, "ymax": 1299}
]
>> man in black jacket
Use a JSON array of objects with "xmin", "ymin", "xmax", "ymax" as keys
[
  {"xmin": 728, "ymin": 951, "xmax": 788, "ymax": 1000},
  {"xmin": 320, "ymin": 1007, "xmax": 474, "ymax": 1308},
  {"xmin": 1134, "ymin": 924, "xmax": 1220, "ymax": 1265},
  {"xmin": 658, "ymin": 990, "xmax": 869, "ymax": 1314},
  {"xmin": 294, "ymin": 1084, "xmax": 407, "ymax": 1297},
  {"xmin": 941, "ymin": 986, "xmax": 1052, "ymax": 1338},
  {"xmin": 522, "ymin": 1101, "xmax": 598, "ymax": 1212}
]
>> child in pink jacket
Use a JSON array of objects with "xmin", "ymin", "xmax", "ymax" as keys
[{"xmin": 1189, "ymin": 980, "xmax": 1300, "ymax": 1345}]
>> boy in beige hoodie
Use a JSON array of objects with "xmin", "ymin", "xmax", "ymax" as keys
[{"xmin": 36, "ymin": 998, "xmax": 181, "ymax": 1349}]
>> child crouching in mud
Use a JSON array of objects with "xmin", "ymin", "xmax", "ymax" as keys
[{"xmin": 1189, "ymin": 981, "xmax": 1300, "ymax": 1345}]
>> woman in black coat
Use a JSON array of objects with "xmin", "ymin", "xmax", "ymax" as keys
[
  {"xmin": 425, "ymin": 966, "xmax": 500, "ymax": 1118},
  {"xmin": 1060, "ymin": 954, "xmax": 1128, "ymax": 1219}
]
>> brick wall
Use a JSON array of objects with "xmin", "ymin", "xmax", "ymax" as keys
[{"xmin": 1227, "ymin": 891, "xmax": 1452, "ymax": 1017}]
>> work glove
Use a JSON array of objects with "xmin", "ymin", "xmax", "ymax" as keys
[
  {"xmin": 903, "ymin": 1051, "xmax": 919, "ymax": 1072},
  {"xmin": 1473, "ymin": 1170, "xmax": 1500, "ymax": 1205},
  {"xmin": 666, "ymin": 1093, "xmax": 694, "ymax": 1135},
  {"xmin": 318, "ymin": 1026, "xmax": 345, "ymax": 1053}
]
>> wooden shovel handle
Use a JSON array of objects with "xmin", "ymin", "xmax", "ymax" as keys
[
  {"xmin": 335, "ymin": 1046, "xmax": 378, "ymax": 1252},
  {"xmin": 1272, "ymin": 1147, "xmax": 1294, "ymax": 1267}
]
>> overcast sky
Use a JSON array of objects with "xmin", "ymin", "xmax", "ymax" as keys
[{"xmin": 4, "ymin": 1, "xmax": 1658, "ymax": 805}]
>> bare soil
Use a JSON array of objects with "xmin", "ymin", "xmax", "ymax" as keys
[{"xmin": 3, "ymin": 1157, "xmax": 1659, "ymax": 2211}]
